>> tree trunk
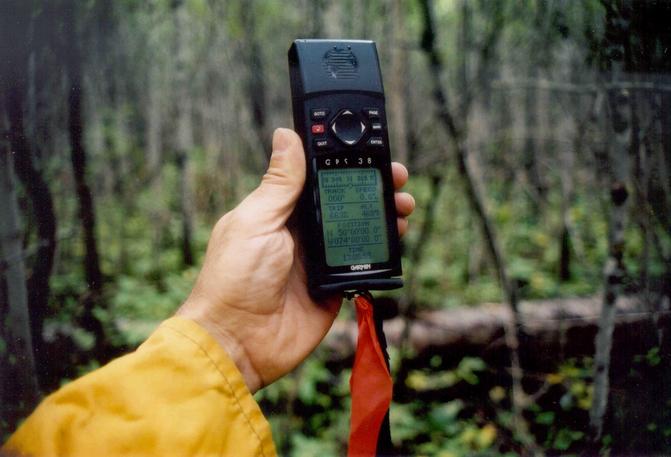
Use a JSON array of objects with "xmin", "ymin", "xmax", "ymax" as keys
[
  {"xmin": 417, "ymin": 0, "xmax": 530, "ymax": 447},
  {"xmin": 523, "ymin": 77, "xmax": 545, "ymax": 207},
  {"xmin": 68, "ymin": 60, "xmax": 103, "ymax": 293},
  {"xmin": 588, "ymin": 3, "xmax": 632, "ymax": 444},
  {"xmin": 6, "ymin": 85, "xmax": 57, "ymax": 390},
  {"xmin": 64, "ymin": 0, "xmax": 105, "ymax": 344},
  {"xmin": 387, "ymin": 0, "xmax": 409, "ymax": 164},
  {"xmin": 396, "ymin": 173, "xmax": 443, "ymax": 395},
  {"xmin": 2, "ymin": 2, "xmax": 58, "ymax": 390},
  {"xmin": 146, "ymin": 65, "xmax": 163, "ymax": 180},
  {"xmin": 309, "ymin": 0, "xmax": 325, "ymax": 38},
  {"xmin": 0, "ymin": 141, "xmax": 40, "ymax": 436},
  {"xmin": 656, "ymin": 92, "xmax": 671, "ymax": 293},
  {"xmin": 588, "ymin": 97, "xmax": 631, "ymax": 442},
  {"xmin": 241, "ymin": 0, "xmax": 270, "ymax": 156},
  {"xmin": 559, "ymin": 131, "xmax": 575, "ymax": 282},
  {"xmin": 174, "ymin": 1, "xmax": 195, "ymax": 268},
  {"xmin": 176, "ymin": 151, "xmax": 195, "ymax": 267}
]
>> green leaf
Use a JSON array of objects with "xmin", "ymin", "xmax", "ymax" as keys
[
  {"xmin": 645, "ymin": 347, "xmax": 661, "ymax": 367},
  {"xmin": 553, "ymin": 428, "xmax": 584, "ymax": 451},
  {"xmin": 535, "ymin": 411, "xmax": 555, "ymax": 425}
]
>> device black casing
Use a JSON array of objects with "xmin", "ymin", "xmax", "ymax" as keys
[{"xmin": 288, "ymin": 39, "xmax": 403, "ymax": 296}]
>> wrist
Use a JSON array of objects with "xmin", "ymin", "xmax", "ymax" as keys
[{"xmin": 176, "ymin": 303, "xmax": 263, "ymax": 393}]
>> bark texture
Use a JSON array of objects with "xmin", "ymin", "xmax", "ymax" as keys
[
  {"xmin": 0, "ymin": 143, "xmax": 40, "ymax": 436},
  {"xmin": 65, "ymin": 5, "xmax": 103, "ymax": 293},
  {"xmin": 64, "ymin": 0, "xmax": 105, "ymax": 347},
  {"xmin": 174, "ymin": 0, "xmax": 195, "ymax": 267},
  {"xmin": 588, "ymin": 2, "xmax": 632, "ymax": 445},
  {"xmin": 417, "ymin": 0, "xmax": 528, "ymax": 443},
  {"xmin": 3, "ymin": 13, "xmax": 57, "ymax": 389},
  {"xmin": 323, "ymin": 296, "xmax": 662, "ymax": 370}
]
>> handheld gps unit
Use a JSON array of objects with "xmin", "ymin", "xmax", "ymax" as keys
[{"xmin": 288, "ymin": 39, "xmax": 403, "ymax": 295}]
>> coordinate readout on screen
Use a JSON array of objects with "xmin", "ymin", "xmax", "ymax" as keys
[{"xmin": 318, "ymin": 168, "xmax": 389, "ymax": 267}]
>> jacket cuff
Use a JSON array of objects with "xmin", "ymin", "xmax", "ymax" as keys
[{"xmin": 159, "ymin": 316, "xmax": 276, "ymax": 457}]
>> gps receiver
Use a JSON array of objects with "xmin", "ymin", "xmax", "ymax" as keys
[{"xmin": 288, "ymin": 39, "xmax": 403, "ymax": 295}]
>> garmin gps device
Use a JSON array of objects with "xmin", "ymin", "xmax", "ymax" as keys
[{"xmin": 288, "ymin": 39, "xmax": 403, "ymax": 295}]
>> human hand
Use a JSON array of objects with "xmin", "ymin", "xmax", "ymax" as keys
[{"xmin": 177, "ymin": 128, "xmax": 414, "ymax": 393}]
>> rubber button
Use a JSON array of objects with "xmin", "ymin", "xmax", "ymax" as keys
[
  {"xmin": 367, "ymin": 137, "xmax": 384, "ymax": 147},
  {"xmin": 331, "ymin": 109, "xmax": 366, "ymax": 146},
  {"xmin": 363, "ymin": 107, "xmax": 380, "ymax": 118},
  {"xmin": 314, "ymin": 138, "xmax": 330, "ymax": 149},
  {"xmin": 311, "ymin": 108, "xmax": 329, "ymax": 120}
]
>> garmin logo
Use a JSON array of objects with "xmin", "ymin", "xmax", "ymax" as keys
[{"xmin": 350, "ymin": 264, "xmax": 371, "ymax": 271}]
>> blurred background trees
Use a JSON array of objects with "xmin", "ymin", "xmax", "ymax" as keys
[{"xmin": 1, "ymin": 0, "xmax": 670, "ymax": 454}]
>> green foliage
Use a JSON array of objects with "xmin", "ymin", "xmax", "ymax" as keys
[
  {"xmin": 524, "ymin": 358, "xmax": 595, "ymax": 452},
  {"xmin": 290, "ymin": 433, "xmax": 340, "ymax": 457},
  {"xmin": 407, "ymin": 356, "xmax": 486, "ymax": 391},
  {"xmin": 111, "ymin": 270, "xmax": 196, "ymax": 321},
  {"xmin": 404, "ymin": 174, "xmax": 610, "ymax": 309},
  {"xmin": 256, "ymin": 354, "xmax": 512, "ymax": 455},
  {"xmin": 395, "ymin": 400, "xmax": 500, "ymax": 456},
  {"xmin": 9, "ymin": 0, "xmax": 670, "ymax": 453}
]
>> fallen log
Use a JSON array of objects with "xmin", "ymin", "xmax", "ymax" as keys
[{"xmin": 320, "ymin": 295, "xmax": 671, "ymax": 373}]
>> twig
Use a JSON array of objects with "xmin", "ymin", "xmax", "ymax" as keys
[{"xmin": 492, "ymin": 78, "xmax": 671, "ymax": 94}]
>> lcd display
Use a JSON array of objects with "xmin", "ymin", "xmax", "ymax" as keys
[{"xmin": 318, "ymin": 168, "xmax": 389, "ymax": 267}]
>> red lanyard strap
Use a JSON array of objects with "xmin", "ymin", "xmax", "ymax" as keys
[{"xmin": 348, "ymin": 293, "xmax": 393, "ymax": 457}]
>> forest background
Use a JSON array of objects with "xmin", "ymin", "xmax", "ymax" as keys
[{"xmin": 1, "ymin": 0, "xmax": 670, "ymax": 455}]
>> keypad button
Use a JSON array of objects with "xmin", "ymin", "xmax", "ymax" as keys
[
  {"xmin": 311, "ymin": 108, "xmax": 329, "ymax": 120},
  {"xmin": 371, "ymin": 122, "xmax": 383, "ymax": 132},
  {"xmin": 314, "ymin": 138, "xmax": 330, "ymax": 149},
  {"xmin": 311, "ymin": 123, "xmax": 325, "ymax": 134},
  {"xmin": 363, "ymin": 107, "xmax": 380, "ymax": 118},
  {"xmin": 331, "ymin": 109, "xmax": 366, "ymax": 146},
  {"xmin": 367, "ymin": 137, "xmax": 384, "ymax": 147}
]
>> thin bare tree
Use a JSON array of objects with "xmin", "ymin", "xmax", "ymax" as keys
[
  {"xmin": 3, "ymin": 3, "xmax": 57, "ymax": 389},
  {"xmin": 589, "ymin": 0, "xmax": 632, "ymax": 445},
  {"xmin": 173, "ymin": 0, "xmax": 196, "ymax": 267},
  {"xmin": 0, "ymin": 134, "xmax": 40, "ymax": 436},
  {"xmin": 417, "ymin": 0, "xmax": 534, "ymax": 449}
]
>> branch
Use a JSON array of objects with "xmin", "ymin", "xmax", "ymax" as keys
[
  {"xmin": 417, "ymin": 0, "xmax": 532, "ymax": 448},
  {"xmin": 492, "ymin": 78, "xmax": 671, "ymax": 94}
]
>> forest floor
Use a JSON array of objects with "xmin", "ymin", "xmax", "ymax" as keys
[{"xmin": 107, "ymin": 294, "xmax": 665, "ymax": 362}]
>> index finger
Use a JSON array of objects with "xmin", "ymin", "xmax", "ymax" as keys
[{"xmin": 391, "ymin": 162, "xmax": 409, "ymax": 190}]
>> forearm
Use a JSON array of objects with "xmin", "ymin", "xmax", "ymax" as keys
[{"xmin": 2, "ymin": 317, "xmax": 276, "ymax": 457}]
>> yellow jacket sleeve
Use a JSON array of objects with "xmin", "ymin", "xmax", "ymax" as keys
[{"xmin": 2, "ymin": 317, "xmax": 277, "ymax": 457}]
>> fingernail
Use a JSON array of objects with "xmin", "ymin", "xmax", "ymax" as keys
[{"xmin": 272, "ymin": 128, "xmax": 293, "ymax": 152}]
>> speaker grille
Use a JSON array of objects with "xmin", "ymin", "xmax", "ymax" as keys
[{"xmin": 322, "ymin": 47, "xmax": 359, "ymax": 80}]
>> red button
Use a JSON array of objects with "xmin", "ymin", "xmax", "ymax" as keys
[{"xmin": 311, "ymin": 124, "xmax": 325, "ymax": 134}]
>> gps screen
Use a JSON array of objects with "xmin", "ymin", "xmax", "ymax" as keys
[{"xmin": 318, "ymin": 168, "xmax": 389, "ymax": 267}]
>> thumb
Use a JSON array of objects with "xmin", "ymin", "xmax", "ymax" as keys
[{"xmin": 237, "ymin": 128, "xmax": 306, "ymax": 230}]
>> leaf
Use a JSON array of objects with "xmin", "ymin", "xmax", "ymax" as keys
[
  {"xmin": 546, "ymin": 373, "xmax": 564, "ymax": 384},
  {"xmin": 560, "ymin": 393, "xmax": 574, "ymax": 411},
  {"xmin": 291, "ymin": 433, "xmax": 338, "ymax": 457},
  {"xmin": 428, "ymin": 400, "xmax": 464, "ymax": 431},
  {"xmin": 407, "ymin": 371, "xmax": 430, "ymax": 390},
  {"xmin": 391, "ymin": 402, "xmax": 424, "ymax": 444},
  {"xmin": 489, "ymin": 386, "xmax": 506, "ymax": 403},
  {"xmin": 553, "ymin": 428, "xmax": 584, "ymax": 451},
  {"xmin": 535, "ymin": 411, "xmax": 555, "ymax": 425},
  {"xmin": 646, "ymin": 347, "xmax": 661, "ymax": 367},
  {"xmin": 476, "ymin": 424, "xmax": 497, "ymax": 449}
]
